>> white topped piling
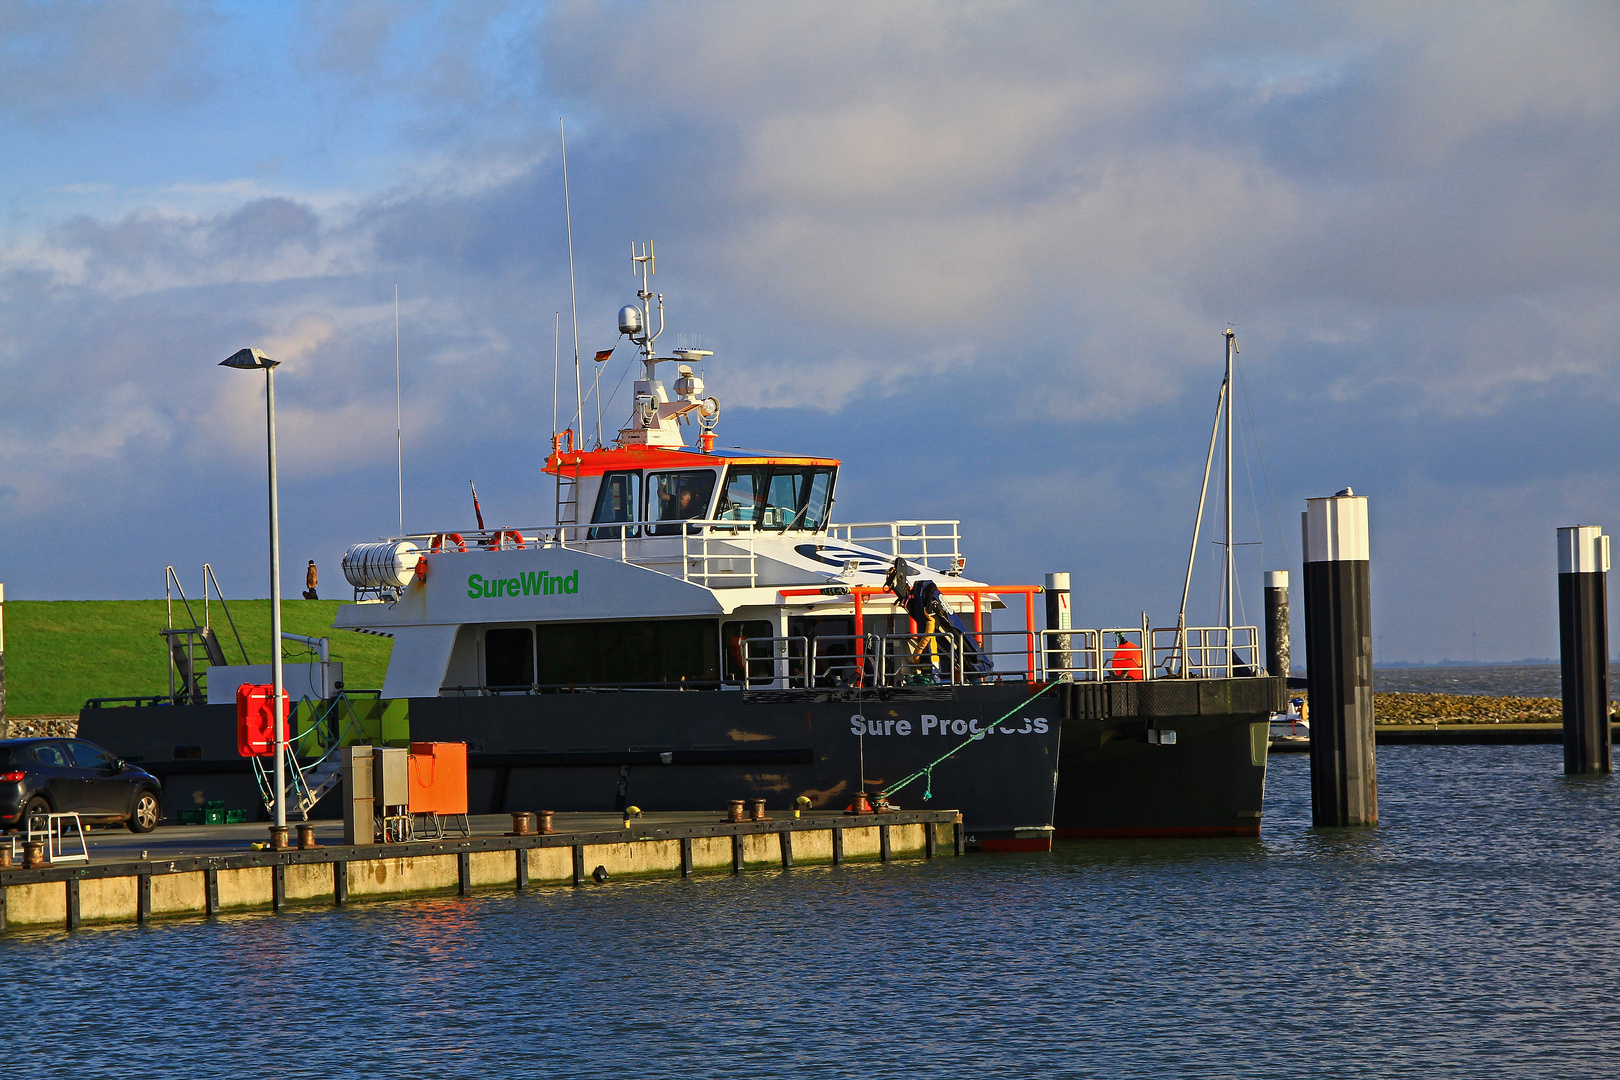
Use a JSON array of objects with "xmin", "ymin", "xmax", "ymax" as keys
[{"xmin": 1302, "ymin": 492, "xmax": 1376, "ymax": 827}]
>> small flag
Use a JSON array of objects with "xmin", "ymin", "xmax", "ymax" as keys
[{"xmin": 594, "ymin": 348, "xmax": 614, "ymax": 363}]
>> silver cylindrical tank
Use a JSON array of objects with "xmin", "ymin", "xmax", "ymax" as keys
[{"xmin": 342, "ymin": 541, "xmax": 422, "ymax": 589}]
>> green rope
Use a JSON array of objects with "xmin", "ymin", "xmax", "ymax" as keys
[{"xmin": 879, "ymin": 683, "xmax": 1059, "ymax": 802}]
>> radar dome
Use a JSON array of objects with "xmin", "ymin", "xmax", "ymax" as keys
[{"xmin": 618, "ymin": 305, "xmax": 643, "ymax": 336}]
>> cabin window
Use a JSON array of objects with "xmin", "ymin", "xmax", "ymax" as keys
[
  {"xmin": 484, "ymin": 627, "xmax": 535, "ymax": 690},
  {"xmin": 717, "ymin": 467, "xmax": 765, "ymax": 524},
  {"xmin": 534, "ymin": 619, "xmax": 720, "ymax": 687},
  {"xmin": 722, "ymin": 619, "xmax": 775, "ymax": 684},
  {"xmin": 589, "ymin": 471, "xmax": 641, "ymax": 540},
  {"xmin": 646, "ymin": 470, "xmax": 717, "ymax": 536},
  {"xmin": 759, "ymin": 466, "xmax": 837, "ymax": 531}
]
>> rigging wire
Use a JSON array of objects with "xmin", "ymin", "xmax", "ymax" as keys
[{"xmin": 1235, "ymin": 360, "xmax": 1291, "ymax": 562}]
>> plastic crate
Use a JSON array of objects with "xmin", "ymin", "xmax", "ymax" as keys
[
  {"xmin": 178, "ymin": 809, "xmax": 206, "ymax": 825},
  {"xmin": 204, "ymin": 808, "xmax": 226, "ymax": 825},
  {"xmin": 205, "ymin": 800, "xmax": 226, "ymax": 811},
  {"xmin": 224, "ymin": 809, "xmax": 248, "ymax": 824}
]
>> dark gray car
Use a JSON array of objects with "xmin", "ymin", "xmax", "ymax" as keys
[{"xmin": 0, "ymin": 738, "xmax": 162, "ymax": 833}]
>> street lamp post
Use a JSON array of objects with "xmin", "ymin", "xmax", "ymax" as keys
[{"xmin": 220, "ymin": 347, "xmax": 286, "ymax": 837}]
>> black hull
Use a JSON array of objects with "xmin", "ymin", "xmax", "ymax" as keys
[
  {"xmin": 80, "ymin": 682, "xmax": 1064, "ymax": 851},
  {"xmin": 1051, "ymin": 677, "xmax": 1284, "ymax": 838}
]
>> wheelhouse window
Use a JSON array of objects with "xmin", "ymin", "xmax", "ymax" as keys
[
  {"xmin": 719, "ymin": 464, "xmax": 836, "ymax": 531},
  {"xmin": 717, "ymin": 467, "xmax": 764, "ymax": 524},
  {"xmin": 589, "ymin": 471, "xmax": 640, "ymax": 540},
  {"xmin": 646, "ymin": 470, "xmax": 717, "ymax": 536}
]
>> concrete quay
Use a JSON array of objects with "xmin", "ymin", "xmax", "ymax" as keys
[{"xmin": 0, "ymin": 809, "xmax": 962, "ymax": 934}]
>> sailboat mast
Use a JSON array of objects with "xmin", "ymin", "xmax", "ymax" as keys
[{"xmin": 1223, "ymin": 328, "xmax": 1237, "ymax": 632}]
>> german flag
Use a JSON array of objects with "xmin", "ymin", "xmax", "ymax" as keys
[{"xmin": 594, "ymin": 348, "xmax": 614, "ymax": 363}]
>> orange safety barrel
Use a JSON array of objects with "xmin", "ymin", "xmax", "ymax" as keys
[
  {"xmin": 236, "ymin": 684, "xmax": 288, "ymax": 757},
  {"xmin": 408, "ymin": 741, "xmax": 468, "ymax": 815}
]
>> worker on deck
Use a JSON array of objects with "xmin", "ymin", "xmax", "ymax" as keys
[
  {"xmin": 885, "ymin": 558, "xmax": 940, "ymax": 682},
  {"xmin": 303, "ymin": 560, "xmax": 319, "ymax": 601},
  {"xmin": 1105, "ymin": 632, "xmax": 1143, "ymax": 681}
]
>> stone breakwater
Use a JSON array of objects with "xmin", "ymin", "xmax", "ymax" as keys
[{"xmin": 1293, "ymin": 692, "xmax": 1620, "ymax": 725}]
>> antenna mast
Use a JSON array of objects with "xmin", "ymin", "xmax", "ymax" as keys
[
  {"xmin": 395, "ymin": 282, "xmax": 403, "ymax": 535},
  {"xmin": 561, "ymin": 118, "xmax": 583, "ymax": 448}
]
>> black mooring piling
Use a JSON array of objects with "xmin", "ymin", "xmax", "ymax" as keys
[
  {"xmin": 1264, "ymin": 570, "xmax": 1290, "ymax": 679},
  {"xmin": 1558, "ymin": 525, "xmax": 1611, "ymax": 775},
  {"xmin": 1303, "ymin": 492, "xmax": 1376, "ymax": 826},
  {"xmin": 1044, "ymin": 572, "xmax": 1071, "ymax": 679}
]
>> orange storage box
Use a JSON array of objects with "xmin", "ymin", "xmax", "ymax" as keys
[{"xmin": 408, "ymin": 741, "xmax": 468, "ymax": 815}]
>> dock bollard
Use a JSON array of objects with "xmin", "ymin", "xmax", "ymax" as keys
[
  {"xmin": 536, "ymin": 810, "xmax": 555, "ymax": 835},
  {"xmin": 0, "ymin": 845, "xmax": 11, "ymax": 868},
  {"xmin": 23, "ymin": 841, "xmax": 44, "ymax": 869},
  {"xmin": 749, "ymin": 799, "xmax": 768, "ymax": 822},
  {"xmin": 508, "ymin": 812, "xmax": 534, "ymax": 837},
  {"xmin": 296, "ymin": 824, "xmax": 317, "ymax": 850},
  {"xmin": 1303, "ymin": 490, "xmax": 1377, "ymax": 827},
  {"xmin": 269, "ymin": 825, "xmax": 291, "ymax": 851},
  {"xmin": 1264, "ymin": 570, "xmax": 1291, "ymax": 678},
  {"xmin": 727, "ymin": 799, "xmax": 746, "ymax": 823},
  {"xmin": 1558, "ymin": 525, "xmax": 1611, "ymax": 774}
]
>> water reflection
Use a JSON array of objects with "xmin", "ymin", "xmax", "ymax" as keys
[{"xmin": 6, "ymin": 744, "xmax": 1620, "ymax": 1077}]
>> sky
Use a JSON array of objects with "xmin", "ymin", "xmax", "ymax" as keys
[{"xmin": 1, "ymin": 0, "xmax": 1617, "ymax": 664}]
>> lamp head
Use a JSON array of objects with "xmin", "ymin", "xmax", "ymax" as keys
[{"xmin": 220, "ymin": 348, "xmax": 278, "ymax": 370}]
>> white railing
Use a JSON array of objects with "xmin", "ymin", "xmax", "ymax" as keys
[
  {"xmin": 736, "ymin": 624, "xmax": 1263, "ymax": 689},
  {"xmin": 394, "ymin": 517, "xmax": 963, "ymax": 591},
  {"xmin": 826, "ymin": 521, "xmax": 963, "ymax": 574}
]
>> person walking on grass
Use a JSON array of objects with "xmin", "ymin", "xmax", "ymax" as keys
[{"xmin": 303, "ymin": 560, "xmax": 319, "ymax": 601}]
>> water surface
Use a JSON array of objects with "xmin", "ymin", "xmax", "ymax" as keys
[{"xmin": 8, "ymin": 746, "xmax": 1619, "ymax": 1078}]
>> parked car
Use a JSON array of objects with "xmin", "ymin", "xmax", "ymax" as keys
[{"xmin": 0, "ymin": 738, "xmax": 162, "ymax": 833}]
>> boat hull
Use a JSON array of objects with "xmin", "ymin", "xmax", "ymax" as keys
[
  {"xmin": 1051, "ymin": 677, "xmax": 1283, "ymax": 839},
  {"xmin": 79, "ymin": 682, "xmax": 1065, "ymax": 851}
]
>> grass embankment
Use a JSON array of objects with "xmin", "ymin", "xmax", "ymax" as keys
[{"xmin": 2, "ymin": 599, "xmax": 393, "ymax": 717}]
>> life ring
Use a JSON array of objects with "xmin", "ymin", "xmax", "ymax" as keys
[
  {"xmin": 429, "ymin": 532, "xmax": 466, "ymax": 553},
  {"xmin": 481, "ymin": 529, "xmax": 526, "ymax": 551}
]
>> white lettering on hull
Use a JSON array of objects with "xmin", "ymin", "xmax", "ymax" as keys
[{"xmin": 849, "ymin": 713, "xmax": 1049, "ymax": 737}]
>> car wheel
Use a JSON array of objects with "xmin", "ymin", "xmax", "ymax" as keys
[
  {"xmin": 22, "ymin": 796, "xmax": 52, "ymax": 832},
  {"xmin": 128, "ymin": 789, "xmax": 161, "ymax": 833}
]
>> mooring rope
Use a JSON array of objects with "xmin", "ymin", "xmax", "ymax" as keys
[{"xmin": 879, "ymin": 682, "xmax": 1060, "ymax": 802}]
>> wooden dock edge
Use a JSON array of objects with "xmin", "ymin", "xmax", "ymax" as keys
[{"xmin": 0, "ymin": 812, "xmax": 964, "ymax": 933}]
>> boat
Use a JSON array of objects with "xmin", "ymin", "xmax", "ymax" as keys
[
  {"xmin": 329, "ymin": 246, "xmax": 1065, "ymax": 850},
  {"xmin": 78, "ymin": 248, "xmax": 1283, "ymax": 848}
]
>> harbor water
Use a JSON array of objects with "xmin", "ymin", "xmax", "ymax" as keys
[{"xmin": 10, "ymin": 745, "xmax": 1620, "ymax": 1077}]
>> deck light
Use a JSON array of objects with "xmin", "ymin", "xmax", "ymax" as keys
[{"xmin": 219, "ymin": 347, "xmax": 288, "ymax": 838}]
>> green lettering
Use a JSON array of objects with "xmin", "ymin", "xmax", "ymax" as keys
[
  {"xmin": 544, "ymin": 574, "xmax": 555, "ymax": 596},
  {"xmin": 564, "ymin": 570, "xmax": 579, "ymax": 595},
  {"xmin": 467, "ymin": 574, "xmax": 483, "ymax": 599},
  {"xmin": 505, "ymin": 577, "xmax": 520, "ymax": 596}
]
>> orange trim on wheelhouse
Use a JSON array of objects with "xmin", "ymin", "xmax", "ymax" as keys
[{"xmin": 545, "ymin": 444, "xmax": 839, "ymax": 479}]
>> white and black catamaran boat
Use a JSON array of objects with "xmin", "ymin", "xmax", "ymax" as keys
[
  {"xmin": 332, "ymin": 247, "xmax": 1066, "ymax": 850},
  {"xmin": 79, "ymin": 247, "xmax": 1283, "ymax": 849}
]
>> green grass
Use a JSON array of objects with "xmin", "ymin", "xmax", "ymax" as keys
[{"xmin": 2, "ymin": 600, "xmax": 393, "ymax": 716}]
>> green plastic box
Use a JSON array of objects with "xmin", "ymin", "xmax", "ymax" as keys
[{"xmin": 178, "ymin": 809, "xmax": 206, "ymax": 825}]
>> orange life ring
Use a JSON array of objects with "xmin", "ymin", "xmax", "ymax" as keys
[
  {"xmin": 429, "ymin": 532, "xmax": 466, "ymax": 553},
  {"xmin": 481, "ymin": 529, "xmax": 526, "ymax": 551}
]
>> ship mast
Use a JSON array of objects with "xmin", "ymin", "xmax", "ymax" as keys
[{"xmin": 1224, "ymin": 328, "xmax": 1237, "ymax": 634}]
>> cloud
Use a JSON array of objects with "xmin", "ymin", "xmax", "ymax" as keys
[
  {"xmin": 0, "ymin": 0, "xmax": 207, "ymax": 121},
  {"xmin": 2, "ymin": 1, "xmax": 1618, "ymax": 660}
]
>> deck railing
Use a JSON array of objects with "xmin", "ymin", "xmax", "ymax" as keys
[{"xmin": 386, "ymin": 518, "xmax": 962, "ymax": 591}]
